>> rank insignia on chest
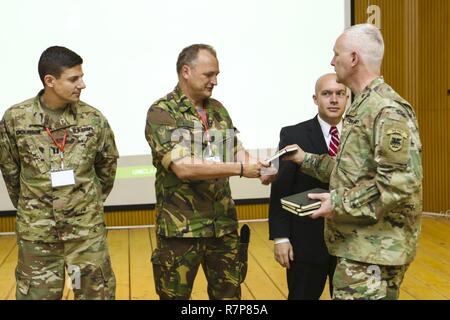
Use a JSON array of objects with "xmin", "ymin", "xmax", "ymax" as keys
[{"xmin": 387, "ymin": 129, "xmax": 408, "ymax": 152}]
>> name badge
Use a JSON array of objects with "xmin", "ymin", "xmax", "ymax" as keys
[
  {"xmin": 50, "ymin": 169, "xmax": 75, "ymax": 188},
  {"xmin": 204, "ymin": 155, "xmax": 222, "ymax": 163}
]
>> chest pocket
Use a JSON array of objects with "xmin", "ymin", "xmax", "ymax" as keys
[
  {"xmin": 16, "ymin": 133, "xmax": 50, "ymax": 174},
  {"xmin": 336, "ymin": 116, "xmax": 372, "ymax": 185},
  {"xmin": 66, "ymin": 128, "xmax": 98, "ymax": 167}
]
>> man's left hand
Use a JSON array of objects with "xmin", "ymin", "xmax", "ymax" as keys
[
  {"xmin": 259, "ymin": 165, "xmax": 278, "ymax": 185},
  {"xmin": 308, "ymin": 192, "xmax": 335, "ymax": 219}
]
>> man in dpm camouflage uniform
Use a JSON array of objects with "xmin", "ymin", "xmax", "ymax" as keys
[
  {"xmin": 283, "ymin": 24, "xmax": 422, "ymax": 299},
  {"xmin": 145, "ymin": 44, "xmax": 274, "ymax": 299},
  {"xmin": 0, "ymin": 46, "xmax": 118, "ymax": 300}
]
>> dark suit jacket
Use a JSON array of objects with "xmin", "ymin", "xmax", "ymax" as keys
[{"xmin": 269, "ymin": 116, "xmax": 331, "ymax": 263}]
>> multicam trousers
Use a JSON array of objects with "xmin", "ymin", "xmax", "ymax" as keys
[
  {"xmin": 16, "ymin": 233, "xmax": 115, "ymax": 300},
  {"xmin": 332, "ymin": 257, "xmax": 409, "ymax": 300}
]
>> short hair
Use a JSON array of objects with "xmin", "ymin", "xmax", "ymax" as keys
[
  {"xmin": 343, "ymin": 23, "xmax": 384, "ymax": 71},
  {"xmin": 38, "ymin": 46, "xmax": 83, "ymax": 86},
  {"xmin": 315, "ymin": 73, "xmax": 339, "ymax": 94},
  {"xmin": 176, "ymin": 44, "xmax": 217, "ymax": 75}
]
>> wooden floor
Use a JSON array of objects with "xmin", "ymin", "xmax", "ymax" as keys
[{"xmin": 0, "ymin": 217, "xmax": 449, "ymax": 300}]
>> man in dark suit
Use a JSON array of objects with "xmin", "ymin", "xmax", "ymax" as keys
[{"xmin": 269, "ymin": 73, "xmax": 348, "ymax": 299}]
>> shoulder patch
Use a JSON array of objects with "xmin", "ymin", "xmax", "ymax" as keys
[{"xmin": 386, "ymin": 128, "xmax": 408, "ymax": 152}]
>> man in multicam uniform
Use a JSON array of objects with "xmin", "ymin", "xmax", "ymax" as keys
[
  {"xmin": 0, "ymin": 46, "xmax": 118, "ymax": 300},
  {"xmin": 145, "ymin": 44, "xmax": 275, "ymax": 300},
  {"xmin": 283, "ymin": 24, "xmax": 423, "ymax": 300}
]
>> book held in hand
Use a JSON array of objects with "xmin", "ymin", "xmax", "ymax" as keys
[
  {"xmin": 265, "ymin": 146, "xmax": 298, "ymax": 163},
  {"xmin": 280, "ymin": 187, "xmax": 328, "ymax": 216}
]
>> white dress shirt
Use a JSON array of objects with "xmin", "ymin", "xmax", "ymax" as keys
[{"xmin": 317, "ymin": 115, "xmax": 343, "ymax": 148}]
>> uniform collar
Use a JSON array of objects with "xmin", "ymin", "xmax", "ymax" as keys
[
  {"xmin": 354, "ymin": 76, "xmax": 384, "ymax": 104},
  {"xmin": 31, "ymin": 90, "xmax": 78, "ymax": 129},
  {"xmin": 173, "ymin": 85, "xmax": 211, "ymax": 114},
  {"xmin": 347, "ymin": 76, "xmax": 385, "ymax": 116}
]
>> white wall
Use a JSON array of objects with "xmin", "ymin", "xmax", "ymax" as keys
[{"xmin": 0, "ymin": 0, "xmax": 349, "ymax": 210}]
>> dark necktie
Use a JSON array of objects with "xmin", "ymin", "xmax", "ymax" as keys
[{"xmin": 328, "ymin": 126, "xmax": 340, "ymax": 156}]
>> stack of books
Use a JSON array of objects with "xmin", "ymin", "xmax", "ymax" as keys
[{"xmin": 280, "ymin": 188, "xmax": 328, "ymax": 216}]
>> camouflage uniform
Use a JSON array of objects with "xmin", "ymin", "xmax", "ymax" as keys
[
  {"xmin": 0, "ymin": 91, "xmax": 119, "ymax": 300},
  {"xmin": 332, "ymin": 257, "xmax": 408, "ymax": 300},
  {"xmin": 300, "ymin": 77, "xmax": 422, "ymax": 299},
  {"xmin": 145, "ymin": 86, "xmax": 244, "ymax": 299},
  {"xmin": 16, "ymin": 233, "xmax": 115, "ymax": 300}
]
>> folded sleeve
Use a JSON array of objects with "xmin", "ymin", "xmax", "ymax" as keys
[{"xmin": 145, "ymin": 104, "xmax": 191, "ymax": 170}]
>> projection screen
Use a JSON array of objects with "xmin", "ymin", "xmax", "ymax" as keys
[{"xmin": 0, "ymin": 0, "xmax": 350, "ymax": 211}]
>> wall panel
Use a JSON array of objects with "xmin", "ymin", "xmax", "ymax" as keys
[
  {"xmin": 354, "ymin": 0, "xmax": 449, "ymax": 212},
  {"xmin": 0, "ymin": 203, "xmax": 270, "ymax": 232}
]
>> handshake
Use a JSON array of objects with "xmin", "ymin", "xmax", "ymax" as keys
[
  {"xmin": 242, "ymin": 160, "xmax": 277, "ymax": 185},
  {"xmin": 245, "ymin": 144, "xmax": 305, "ymax": 185}
]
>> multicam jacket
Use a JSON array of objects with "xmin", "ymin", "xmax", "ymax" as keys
[
  {"xmin": 145, "ymin": 86, "xmax": 243, "ymax": 238},
  {"xmin": 0, "ymin": 91, "xmax": 118, "ymax": 243},
  {"xmin": 301, "ymin": 77, "xmax": 423, "ymax": 265}
]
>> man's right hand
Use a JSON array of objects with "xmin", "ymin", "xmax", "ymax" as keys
[
  {"xmin": 274, "ymin": 242, "xmax": 294, "ymax": 269},
  {"xmin": 282, "ymin": 144, "xmax": 306, "ymax": 165},
  {"xmin": 243, "ymin": 162, "xmax": 266, "ymax": 178}
]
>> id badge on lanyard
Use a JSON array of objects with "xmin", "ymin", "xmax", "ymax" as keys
[
  {"xmin": 196, "ymin": 106, "xmax": 221, "ymax": 163},
  {"xmin": 46, "ymin": 128, "xmax": 75, "ymax": 187}
]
